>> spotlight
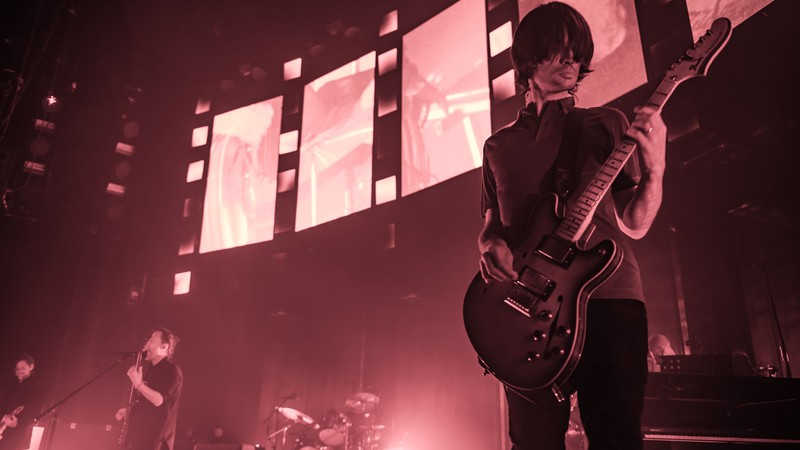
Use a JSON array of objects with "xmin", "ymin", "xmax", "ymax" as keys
[{"xmin": 41, "ymin": 91, "xmax": 61, "ymax": 113}]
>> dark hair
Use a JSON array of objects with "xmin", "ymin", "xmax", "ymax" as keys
[
  {"xmin": 16, "ymin": 354, "xmax": 35, "ymax": 366},
  {"xmin": 153, "ymin": 327, "xmax": 179, "ymax": 359},
  {"xmin": 511, "ymin": 2, "xmax": 594, "ymax": 94}
]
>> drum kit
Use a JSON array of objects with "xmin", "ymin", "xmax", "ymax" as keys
[{"xmin": 271, "ymin": 392, "xmax": 384, "ymax": 450}]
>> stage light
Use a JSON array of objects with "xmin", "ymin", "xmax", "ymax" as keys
[
  {"xmin": 252, "ymin": 66, "xmax": 268, "ymax": 82},
  {"xmin": 115, "ymin": 142, "xmax": 135, "ymax": 156},
  {"xmin": 33, "ymin": 119, "xmax": 55, "ymax": 133},
  {"xmin": 344, "ymin": 26, "xmax": 360, "ymax": 38},
  {"xmin": 380, "ymin": 10, "xmax": 398, "ymax": 36},
  {"xmin": 378, "ymin": 49, "xmax": 397, "ymax": 75},
  {"xmin": 283, "ymin": 58, "xmax": 302, "ymax": 81},
  {"xmin": 277, "ymin": 169, "xmax": 296, "ymax": 193},
  {"xmin": 491, "ymin": 70, "xmax": 515, "ymax": 101},
  {"xmin": 195, "ymin": 97, "xmax": 211, "ymax": 115},
  {"xmin": 41, "ymin": 92, "xmax": 60, "ymax": 113},
  {"xmin": 489, "ymin": 21, "xmax": 513, "ymax": 57},
  {"xmin": 186, "ymin": 160, "xmax": 205, "ymax": 183},
  {"xmin": 114, "ymin": 160, "xmax": 133, "ymax": 180},
  {"xmin": 122, "ymin": 119, "xmax": 140, "ymax": 139},
  {"xmin": 106, "ymin": 182, "xmax": 126, "ymax": 196},
  {"xmin": 22, "ymin": 161, "xmax": 46, "ymax": 175},
  {"xmin": 173, "ymin": 271, "xmax": 191, "ymax": 295},
  {"xmin": 192, "ymin": 126, "xmax": 209, "ymax": 147},
  {"xmin": 279, "ymin": 130, "xmax": 298, "ymax": 154},
  {"xmin": 29, "ymin": 138, "xmax": 51, "ymax": 156},
  {"xmin": 375, "ymin": 176, "xmax": 397, "ymax": 205}
]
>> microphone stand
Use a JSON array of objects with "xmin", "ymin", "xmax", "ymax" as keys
[
  {"xmin": 263, "ymin": 397, "xmax": 293, "ymax": 450},
  {"xmin": 754, "ymin": 258, "xmax": 792, "ymax": 378},
  {"xmin": 34, "ymin": 355, "xmax": 133, "ymax": 450}
]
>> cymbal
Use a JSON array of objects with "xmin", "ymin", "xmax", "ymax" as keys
[
  {"xmin": 344, "ymin": 392, "xmax": 379, "ymax": 412},
  {"xmin": 277, "ymin": 407, "xmax": 315, "ymax": 425}
]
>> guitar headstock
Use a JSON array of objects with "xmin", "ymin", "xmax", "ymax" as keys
[{"xmin": 667, "ymin": 17, "xmax": 732, "ymax": 84}]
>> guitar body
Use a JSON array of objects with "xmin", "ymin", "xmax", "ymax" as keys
[{"xmin": 463, "ymin": 193, "xmax": 622, "ymax": 392}]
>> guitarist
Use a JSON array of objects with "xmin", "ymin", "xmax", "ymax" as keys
[
  {"xmin": 117, "ymin": 328, "xmax": 183, "ymax": 450},
  {"xmin": 478, "ymin": 3, "xmax": 666, "ymax": 450},
  {"xmin": 0, "ymin": 354, "xmax": 43, "ymax": 450}
]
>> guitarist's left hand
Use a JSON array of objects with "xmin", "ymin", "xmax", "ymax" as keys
[
  {"xmin": 627, "ymin": 106, "xmax": 666, "ymax": 177},
  {"xmin": 1, "ymin": 414, "xmax": 17, "ymax": 428},
  {"xmin": 127, "ymin": 365, "xmax": 143, "ymax": 388}
]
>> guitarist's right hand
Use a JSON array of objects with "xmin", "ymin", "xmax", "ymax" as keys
[{"xmin": 480, "ymin": 239, "xmax": 518, "ymax": 283}]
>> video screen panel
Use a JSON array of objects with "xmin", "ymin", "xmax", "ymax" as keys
[
  {"xmin": 401, "ymin": 0, "xmax": 491, "ymax": 197},
  {"xmin": 686, "ymin": 0, "xmax": 773, "ymax": 41},
  {"xmin": 295, "ymin": 53, "xmax": 376, "ymax": 231},
  {"xmin": 518, "ymin": 0, "xmax": 647, "ymax": 108},
  {"xmin": 199, "ymin": 97, "xmax": 283, "ymax": 253}
]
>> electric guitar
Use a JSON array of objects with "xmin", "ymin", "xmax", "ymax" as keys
[
  {"xmin": 463, "ymin": 18, "xmax": 732, "ymax": 397},
  {"xmin": 0, "ymin": 406, "xmax": 24, "ymax": 440},
  {"xmin": 118, "ymin": 350, "xmax": 144, "ymax": 446}
]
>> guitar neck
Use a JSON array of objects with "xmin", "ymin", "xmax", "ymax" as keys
[{"xmin": 554, "ymin": 79, "xmax": 677, "ymax": 243}]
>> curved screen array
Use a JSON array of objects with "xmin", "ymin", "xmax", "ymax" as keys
[{"xmin": 199, "ymin": 0, "xmax": 767, "ymax": 254}]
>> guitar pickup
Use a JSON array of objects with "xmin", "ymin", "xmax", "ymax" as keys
[
  {"xmin": 517, "ymin": 268, "xmax": 556, "ymax": 301},
  {"xmin": 536, "ymin": 235, "xmax": 576, "ymax": 267},
  {"xmin": 503, "ymin": 270, "xmax": 556, "ymax": 317}
]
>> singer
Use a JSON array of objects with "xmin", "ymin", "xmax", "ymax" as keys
[{"xmin": 118, "ymin": 328, "xmax": 183, "ymax": 450}]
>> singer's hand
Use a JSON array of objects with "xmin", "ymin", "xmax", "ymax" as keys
[
  {"xmin": 115, "ymin": 407, "xmax": 127, "ymax": 421},
  {"xmin": 126, "ymin": 365, "xmax": 143, "ymax": 387}
]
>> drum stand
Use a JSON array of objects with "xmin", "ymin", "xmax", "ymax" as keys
[{"xmin": 266, "ymin": 423, "xmax": 292, "ymax": 450}]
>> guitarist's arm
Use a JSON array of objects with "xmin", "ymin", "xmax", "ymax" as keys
[
  {"xmin": 478, "ymin": 208, "xmax": 518, "ymax": 283},
  {"xmin": 615, "ymin": 106, "xmax": 667, "ymax": 240},
  {"xmin": 127, "ymin": 366, "xmax": 165, "ymax": 407}
]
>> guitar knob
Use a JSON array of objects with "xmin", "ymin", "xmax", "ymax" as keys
[
  {"xmin": 538, "ymin": 310, "xmax": 553, "ymax": 321},
  {"xmin": 531, "ymin": 330, "xmax": 547, "ymax": 341},
  {"xmin": 551, "ymin": 347, "xmax": 565, "ymax": 356},
  {"xmin": 526, "ymin": 352, "xmax": 542, "ymax": 362},
  {"xmin": 556, "ymin": 326, "xmax": 572, "ymax": 336}
]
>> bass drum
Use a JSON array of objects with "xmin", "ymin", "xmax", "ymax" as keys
[{"xmin": 318, "ymin": 411, "xmax": 350, "ymax": 446}]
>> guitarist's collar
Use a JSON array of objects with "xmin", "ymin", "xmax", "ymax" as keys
[{"xmin": 520, "ymin": 96, "xmax": 575, "ymax": 119}]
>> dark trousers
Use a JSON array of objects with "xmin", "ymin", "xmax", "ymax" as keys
[{"xmin": 506, "ymin": 299, "xmax": 649, "ymax": 450}]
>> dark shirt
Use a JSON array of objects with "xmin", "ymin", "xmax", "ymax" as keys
[
  {"xmin": 0, "ymin": 374, "xmax": 44, "ymax": 450},
  {"xmin": 481, "ymin": 97, "xmax": 645, "ymax": 300},
  {"xmin": 126, "ymin": 359, "xmax": 183, "ymax": 450}
]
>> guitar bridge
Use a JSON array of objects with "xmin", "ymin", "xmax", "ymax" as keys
[{"xmin": 503, "ymin": 270, "xmax": 556, "ymax": 317}]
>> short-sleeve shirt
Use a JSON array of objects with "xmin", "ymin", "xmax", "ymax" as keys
[
  {"xmin": 481, "ymin": 97, "xmax": 645, "ymax": 300},
  {"xmin": 127, "ymin": 359, "xmax": 183, "ymax": 450}
]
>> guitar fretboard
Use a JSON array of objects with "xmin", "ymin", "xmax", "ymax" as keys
[{"xmin": 554, "ymin": 78, "xmax": 678, "ymax": 243}]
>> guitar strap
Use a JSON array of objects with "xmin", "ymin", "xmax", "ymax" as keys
[{"xmin": 552, "ymin": 107, "xmax": 584, "ymax": 201}]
